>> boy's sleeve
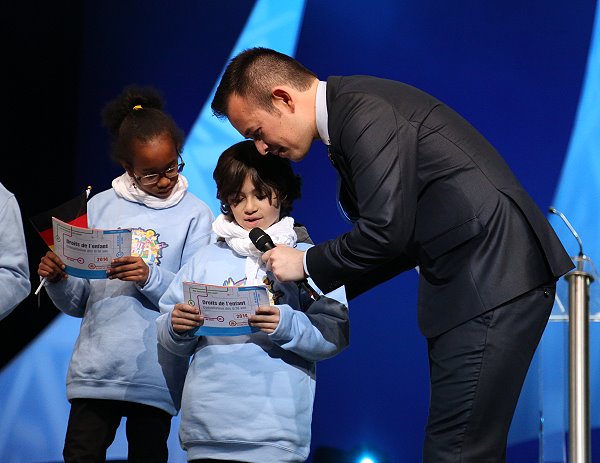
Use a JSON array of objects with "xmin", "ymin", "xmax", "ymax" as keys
[
  {"xmin": 156, "ymin": 310, "xmax": 198, "ymax": 358},
  {"xmin": 303, "ymin": 288, "xmax": 350, "ymax": 353},
  {"xmin": 269, "ymin": 284, "xmax": 349, "ymax": 362},
  {"xmin": 156, "ymin": 260, "xmax": 199, "ymax": 357}
]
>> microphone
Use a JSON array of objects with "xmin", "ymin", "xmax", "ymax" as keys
[
  {"xmin": 249, "ymin": 227, "xmax": 321, "ymax": 301},
  {"xmin": 548, "ymin": 207, "xmax": 583, "ymax": 257},
  {"xmin": 549, "ymin": 206, "xmax": 585, "ymax": 270},
  {"xmin": 249, "ymin": 227, "xmax": 276, "ymax": 252}
]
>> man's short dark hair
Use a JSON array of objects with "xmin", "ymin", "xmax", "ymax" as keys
[{"xmin": 211, "ymin": 47, "xmax": 317, "ymax": 119}]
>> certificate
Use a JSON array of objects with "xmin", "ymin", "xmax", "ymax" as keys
[
  {"xmin": 52, "ymin": 217, "xmax": 132, "ymax": 279},
  {"xmin": 183, "ymin": 282, "xmax": 269, "ymax": 336}
]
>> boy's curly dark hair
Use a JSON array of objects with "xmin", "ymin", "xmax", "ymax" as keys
[{"xmin": 213, "ymin": 140, "xmax": 302, "ymax": 220}]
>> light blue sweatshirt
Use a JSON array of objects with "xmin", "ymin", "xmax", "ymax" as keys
[
  {"xmin": 45, "ymin": 187, "xmax": 214, "ymax": 415},
  {"xmin": 0, "ymin": 183, "xmax": 30, "ymax": 320},
  {"xmin": 156, "ymin": 240, "xmax": 349, "ymax": 462}
]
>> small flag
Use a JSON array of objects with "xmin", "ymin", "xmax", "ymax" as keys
[{"xmin": 29, "ymin": 187, "xmax": 91, "ymax": 251}]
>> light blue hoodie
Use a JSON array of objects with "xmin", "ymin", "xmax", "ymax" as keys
[
  {"xmin": 45, "ymin": 187, "xmax": 214, "ymax": 415},
  {"xmin": 156, "ymin": 239, "xmax": 349, "ymax": 462},
  {"xmin": 0, "ymin": 182, "xmax": 30, "ymax": 320}
]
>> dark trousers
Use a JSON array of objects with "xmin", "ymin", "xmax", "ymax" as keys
[
  {"xmin": 423, "ymin": 283, "xmax": 555, "ymax": 463},
  {"xmin": 63, "ymin": 398, "xmax": 172, "ymax": 463}
]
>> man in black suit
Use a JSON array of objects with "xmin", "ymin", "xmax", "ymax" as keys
[{"xmin": 211, "ymin": 47, "xmax": 574, "ymax": 462}]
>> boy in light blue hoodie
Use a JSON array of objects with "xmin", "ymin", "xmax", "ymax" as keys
[
  {"xmin": 37, "ymin": 86, "xmax": 214, "ymax": 463},
  {"xmin": 156, "ymin": 140, "xmax": 349, "ymax": 462}
]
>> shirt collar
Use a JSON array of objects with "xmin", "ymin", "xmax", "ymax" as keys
[{"xmin": 315, "ymin": 80, "xmax": 330, "ymax": 146}]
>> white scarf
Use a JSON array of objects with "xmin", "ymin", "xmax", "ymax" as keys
[
  {"xmin": 212, "ymin": 214, "xmax": 297, "ymax": 286},
  {"xmin": 111, "ymin": 172, "xmax": 188, "ymax": 209}
]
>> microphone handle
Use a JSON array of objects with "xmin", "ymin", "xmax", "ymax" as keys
[
  {"xmin": 299, "ymin": 279, "xmax": 321, "ymax": 301},
  {"xmin": 252, "ymin": 229, "xmax": 320, "ymax": 300}
]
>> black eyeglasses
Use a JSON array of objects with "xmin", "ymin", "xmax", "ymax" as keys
[{"xmin": 133, "ymin": 153, "xmax": 185, "ymax": 185}]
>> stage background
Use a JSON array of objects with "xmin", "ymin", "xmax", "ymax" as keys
[{"xmin": 2, "ymin": 1, "xmax": 598, "ymax": 462}]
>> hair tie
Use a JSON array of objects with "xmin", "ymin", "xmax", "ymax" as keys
[{"xmin": 132, "ymin": 105, "xmax": 143, "ymax": 110}]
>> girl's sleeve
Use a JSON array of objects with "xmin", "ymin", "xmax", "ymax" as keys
[
  {"xmin": 181, "ymin": 200, "xmax": 215, "ymax": 264},
  {"xmin": 44, "ymin": 277, "xmax": 91, "ymax": 318},
  {"xmin": 138, "ymin": 264, "xmax": 175, "ymax": 308},
  {"xmin": 140, "ymin": 200, "xmax": 214, "ymax": 307}
]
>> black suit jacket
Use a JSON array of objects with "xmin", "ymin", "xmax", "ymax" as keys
[{"xmin": 306, "ymin": 75, "xmax": 574, "ymax": 337}]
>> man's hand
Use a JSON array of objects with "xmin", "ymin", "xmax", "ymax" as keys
[
  {"xmin": 107, "ymin": 256, "xmax": 149, "ymax": 284},
  {"xmin": 171, "ymin": 303, "xmax": 204, "ymax": 334},
  {"xmin": 248, "ymin": 305, "xmax": 280, "ymax": 334},
  {"xmin": 262, "ymin": 245, "xmax": 306, "ymax": 282}
]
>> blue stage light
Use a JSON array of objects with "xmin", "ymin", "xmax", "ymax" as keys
[{"xmin": 357, "ymin": 454, "xmax": 377, "ymax": 463}]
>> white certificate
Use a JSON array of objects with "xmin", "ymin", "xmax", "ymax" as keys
[
  {"xmin": 52, "ymin": 217, "xmax": 132, "ymax": 279},
  {"xmin": 182, "ymin": 282, "xmax": 270, "ymax": 336}
]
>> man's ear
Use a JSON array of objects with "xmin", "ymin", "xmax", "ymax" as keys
[{"xmin": 272, "ymin": 88, "xmax": 295, "ymax": 112}]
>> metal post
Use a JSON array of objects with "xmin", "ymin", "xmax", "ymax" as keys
[{"xmin": 565, "ymin": 260, "xmax": 594, "ymax": 463}]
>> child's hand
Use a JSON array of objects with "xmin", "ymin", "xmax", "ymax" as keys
[
  {"xmin": 38, "ymin": 251, "xmax": 67, "ymax": 283},
  {"xmin": 171, "ymin": 303, "xmax": 203, "ymax": 334},
  {"xmin": 248, "ymin": 305, "xmax": 280, "ymax": 334},
  {"xmin": 107, "ymin": 256, "xmax": 149, "ymax": 284}
]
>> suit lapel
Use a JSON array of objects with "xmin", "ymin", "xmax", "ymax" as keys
[{"xmin": 328, "ymin": 146, "xmax": 359, "ymax": 223}]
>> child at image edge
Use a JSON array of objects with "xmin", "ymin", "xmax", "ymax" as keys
[
  {"xmin": 37, "ymin": 86, "xmax": 214, "ymax": 462},
  {"xmin": 156, "ymin": 140, "xmax": 350, "ymax": 462}
]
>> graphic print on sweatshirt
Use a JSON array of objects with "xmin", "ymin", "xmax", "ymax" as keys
[
  {"xmin": 222, "ymin": 274, "xmax": 282, "ymax": 305},
  {"xmin": 131, "ymin": 228, "xmax": 168, "ymax": 265}
]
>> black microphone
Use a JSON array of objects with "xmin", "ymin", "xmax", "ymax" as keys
[{"xmin": 249, "ymin": 227, "xmax": 321, "ymax": 301}]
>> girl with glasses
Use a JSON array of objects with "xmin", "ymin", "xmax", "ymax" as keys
[{"xmin": 37, "ymin": 85, "xmax": 214, "ymax": 463}]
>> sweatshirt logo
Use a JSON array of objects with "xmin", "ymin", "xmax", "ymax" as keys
[
  {"xmin": 222, "ymin": 276, "xmax": 247, "ymax": 287},
  {"xmin": 131, "ymin": 228, "xmax": 168, "ymax": 266}
]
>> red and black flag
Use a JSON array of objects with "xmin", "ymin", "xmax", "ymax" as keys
[{"xmin": 29, "ymin": 187, "xmax": 91, "ymax": 251}]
